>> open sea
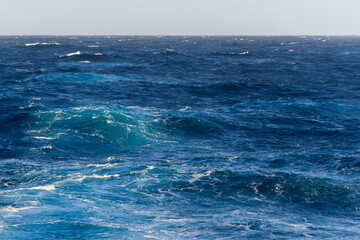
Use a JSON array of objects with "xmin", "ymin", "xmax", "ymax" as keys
[{"xmin": 0, "ymin": 36, "xmax": 360, "ymax": 239}]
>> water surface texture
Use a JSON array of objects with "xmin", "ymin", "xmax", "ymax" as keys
[{"xmin": 1, "ymin": 36, "xmax": 360, "ymax": 239}]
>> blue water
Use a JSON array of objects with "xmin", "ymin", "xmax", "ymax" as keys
[{"xmin": 1, "ymin": 36, "xmax": 360, "ymax": 239}]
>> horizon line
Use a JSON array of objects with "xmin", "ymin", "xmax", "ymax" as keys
[{"xmin": 0, "ymin": 34, "xmax": 360, "ymax": 37}]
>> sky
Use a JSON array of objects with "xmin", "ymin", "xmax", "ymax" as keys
[{"xmin": 0, "ymin": 0, "xmax": 359, "ymax": 35}]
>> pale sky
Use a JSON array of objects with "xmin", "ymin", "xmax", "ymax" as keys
[{"xmin": 0, "ymin": 0, "xmax": 359, "ymax": 35}]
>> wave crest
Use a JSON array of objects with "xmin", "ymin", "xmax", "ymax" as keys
[{"xmin": 25, "ymin": 105, "xmax": 227, "ymax": 157}]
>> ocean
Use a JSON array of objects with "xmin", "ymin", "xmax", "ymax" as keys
[{"xmin": 0, "ymin": 36, "xmax": 360, "ymax": 239}]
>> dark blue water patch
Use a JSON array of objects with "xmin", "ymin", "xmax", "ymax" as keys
[
  {"xmin": 36, "ymin": 72, "xmax": 122, "ymax": 83},
  {"xmin": 1, "ymin": 36, "xmax": 360, "ymax": 239}
]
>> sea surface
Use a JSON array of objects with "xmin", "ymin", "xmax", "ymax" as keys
[{"xmin": 0, "ymin": 36, "xmax": 360, "ymax": 239}]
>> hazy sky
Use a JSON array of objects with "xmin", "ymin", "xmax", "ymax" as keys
[{"xmin": 1, "ymin": 0, "xmax": 359, "ymax": 35}]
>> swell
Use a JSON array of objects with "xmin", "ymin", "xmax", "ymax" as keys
[
  {"xmin": 144, "ymin": 169, "xmax": 360, "ymax": 213},
  {"xmin": 24, "ymin": 105, "xmax": 228, "ymax": 158}
]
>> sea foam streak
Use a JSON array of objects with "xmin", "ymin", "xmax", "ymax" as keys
[
  {"xmin": 25, "ymin": 42, "xmax": 60, "ymax": 46},
  {"xmin": 59, "ymin": 51, "xmax": 81, "ymax": 57}
]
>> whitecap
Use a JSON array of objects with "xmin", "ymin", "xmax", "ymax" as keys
[
  {"xmin": 179, "ymin": 106, "xmax": 190, "ymax": 111},
  {"xmin": 25, "ymin": 42, "xmax": 41, "ymax": 46},
  {"xmin": 288, "ymin": 224, "xmax": 308, "ymax": 230},
  {"xmin": 161, "ymin": 218, "xmax": 192, "ymax": 222},
  {"xmin": 106, "ymin": 156, "xmax": 116, "ymax": 161},
  {"xmin": 165, "ymin": 48, "xmax": 176, "ymax": 53},
  {"xmin": 25, "ymin": 42, "xmax": 60, "ymax": 47},
  {"xmin": 86, "ymin": 163, "xmax": 120, "ymax": 168},
  {"xmin": 76, "ymin": 174, "xmax": 121, "ymax": 182},
  {"xmin": 32, "ymin": 136, "xmax": 56, "ymax": 140},
  {"xmin": 5, "ymin": 184, "xmax": 56, "ymax": 192},
  {"xmin": 189, "ymin": 170, "xmax": 213, "ymax": 183},
  {"xmin": 40, "ymin": 145, "xmax": 52, "ymax": 150},
  {"xmin": 18, "ymin": 105, "xmax": 34, "ymax": 109},
  {"xmin": 28, "ymin": 185, "xmax": 56, "ymax": 191},
  {"xmin": 147, "ymin": 166, "xmax": 155, "ymax": 170},
  {"xmin": 59, "ymin": 51, "xmax": 81, "ymax": 57},
  {"xmin": 143, "ymin": 235, "xmax": 161, "ymax": 240},
  {"xmin": 87, "ymin": 45, "xmax": 99, "ymax": 48}
]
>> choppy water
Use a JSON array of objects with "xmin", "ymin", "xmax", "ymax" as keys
[{"xmin": 1, "ymin": 36, "xmax": 360, "ymax": 239}]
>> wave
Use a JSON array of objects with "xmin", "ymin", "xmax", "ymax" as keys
[
  {"xmin": 36, "ymin": 72, "xmax": 121, "ymax": 83},
  {"xmin": 25, "ymin": 105, "xmax": 163, "ymax": 157},
  {"xmin": 58, "ymin": 51, "xmax": 106, "ymax": 63},
  {"xmin": 24, "ymin": 105, "xmax": 227, "ymax": 158},
  {"xmin": 164, "ymin": 48, "xmax": 182, "ymax": 54},
  {"xmin": 59, "ymin": 51, "xmax": 104, "ymax": 58},
  {"xmin": 154, "ymin": 169, "xmax": 359, "ymax": 212},
  {"xmin": 230, "ymin": 100, "xmax": 360, "ymax": 120},
  {"xmin": 59, "ymin": 51, "xmax": 81, "ymax": 57},
  {"xmin": 1, "ymin": 206, "xmax": 37, "ymax": 213},
  {"xmin": 212, "ymin": 51, "xmax": 249, "ymax": 56},
  {"xmin": 25, "ymin": 42, "xmax": 60, "ymax": 47}
]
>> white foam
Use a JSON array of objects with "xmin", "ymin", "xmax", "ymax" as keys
[
  {"xmin": 40, "ymin": 145, "xmax": 52, "ymax": 150},
  {"xmin": 25, "ymin": 42, "xmax": 41, "ymax": 46},
  {"xmin": 81, "ymin": 61, "xmax": 91, "ymax": 63},
  {"xmin": 28, "ymin": 185, "xmax": 56, "ymax": 191},
  {"xmin": 189, "ymin": 170, "xmax": 213, "ymax": 183},
  {"xmin": 76, "ymin": 174, "xmax": 121, "ymax": 182},
  {"xmin": 33, "ymin": 136, "xmax": 56, "ymax": 140},
  {"xmin": 165, "ymin": 48, "xmax": 176, "ymax": 53},
  {"xmin": 25, "ymin": 42, "xmax": 60, "ymax": 47},
  {"xmin": 162, "ymin": 218, "xmax": 191, "ymax": 222},
  {"xmin": 89, "ymin": 174, "xmax": 121, "ymax": 179},
  {"xmin": 60, "ymin": 51, "xmax": 81, "ymax": 57},
  {"xmin": 94, "ymin": 53, "xmax": 103, "ymax": 56},
  {"xmin": 87, "ymin": 163, "xmax": 120, "ymax": 168},
  {"xmin": 143, "ymin": 235, "xmax": 161, "ymax": 240},
  {"xmin": 179, "ymin": 106, "xmax": 190, "ymax": 111},
  {"xmin": 240, "ymin": 51, "xmax": 249, "ymax": 55},
  {"xmin": 18, "ymin": 105, "xmax": 34, "ymax": 109},
  {"xmin": 1, "ymin": 206, "xmax": 35, "ymax": 213},
  {"xmin": 4, "ymin": 184, "xmax": 56, "ymax": 192},
  {"xmin": 87, "ymin": 45, "xmax": 99, "ymax": 48},
  {"xmin": 288, "ymin": 224, "xmax": 308, "ymax": 229}
]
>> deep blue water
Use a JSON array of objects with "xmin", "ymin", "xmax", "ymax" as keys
[{"xmin": 1, "ymin": 36, "xmax": 360, "ymax": 239}]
